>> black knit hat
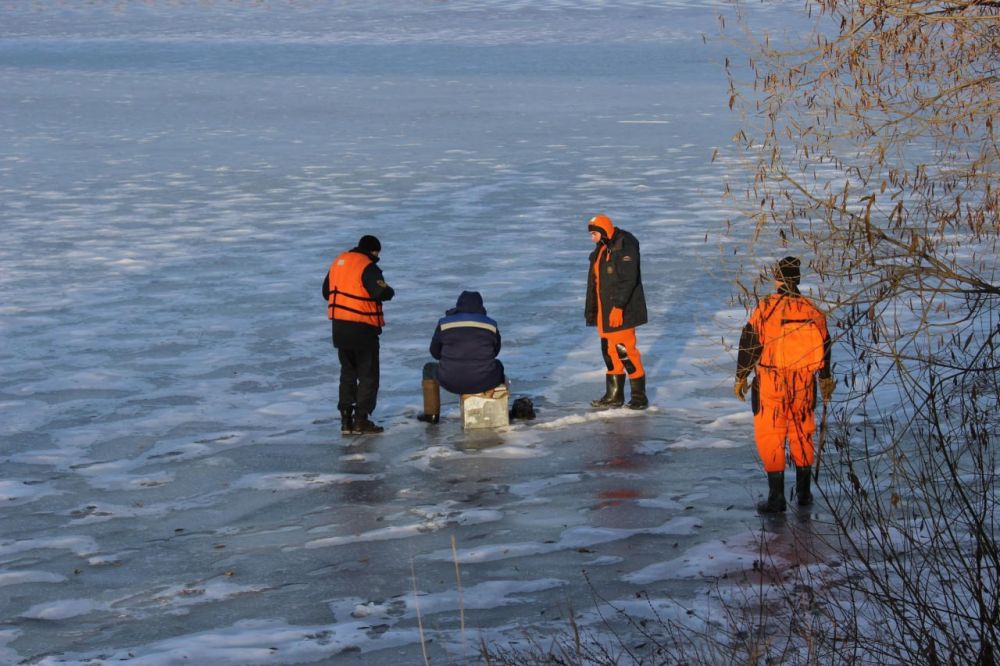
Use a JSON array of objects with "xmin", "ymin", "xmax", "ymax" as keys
[
  {"xmin": 358, "ymin": 235, "xmax": 381, "ymax": 254},
  {"xmin": 775, "ymin": 256, "xmax": 801, "ymax": 285}
]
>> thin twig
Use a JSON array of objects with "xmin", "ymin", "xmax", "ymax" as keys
[{"xmin": 411, "ymin": 558, "xmax": 430, "ymax": 666}]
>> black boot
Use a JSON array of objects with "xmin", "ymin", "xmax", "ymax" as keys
[
  {"xmin": 627, "ymin": 375, "xmax": 648, "ymax": 410},
  {"xmin": 757, "ymin": 471, "xmax": 787, "ymax": 513},
  {"xmin": 796, "ymin": 466, "xmax": 813, "ymax": 506},
  {"xmin": 591, "ymin": 374, "xmax": 625, "ymax": 408},
  {"xmin": 339, "ymin": 407, "xmax": 354, "ymax": 435},
  {"xmin": 352, "ymin": 414, "xmax": 384, "ymax": 434},
  {"xmin": 417, "ymin": 379, "xmax": 440, "ymax": 424}
]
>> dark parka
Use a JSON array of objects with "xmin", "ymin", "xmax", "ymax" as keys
[
  {"xmin": 585, "ymin": 227, "xmax": 648, "ymax": 332},
  {"xmin": 430, "ymin": 291, "xmax": 505, "ymax": 395}
]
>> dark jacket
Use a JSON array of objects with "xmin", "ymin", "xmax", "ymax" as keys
[
  {"xmin": 322, "ymin": 248, "xmax": 394, "ymax": 350},
  {"xmin": 430, "ymin": 291, "xmax": 505, "ymax": 395},
  {"xmin": 585, "ymin": 227, "xmax": 648, "ymax": 332}
]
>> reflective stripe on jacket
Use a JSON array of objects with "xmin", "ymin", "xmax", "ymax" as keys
[{"xmin": 327, "ymin": 251, "xmax": 385, "ymax": 327}]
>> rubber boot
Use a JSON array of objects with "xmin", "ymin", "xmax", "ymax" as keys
[
  {"xmin": 353, "ymin": 414, "xmax": 384, "ymax": 434},
  {"xmin": 339, "ymin": 407, "xmax": 354, "ymax": 435},
  {"xmin": 417, "ymin": 379, "xmax": 440, "ymax": 424},
  {"xmin": 591, "ymin": 374, "xmax": 625, "ymax": 408},
  {"xmin": 796, "ymin": 466, "xmax": 813, "ymax": 506},
  {"xmin": 627, "ymin": 375, "xmax": 648, "ymax": 410},
  {"xmin": 756, "ymin": 471, "xmax": 787, "ymax": 513}
]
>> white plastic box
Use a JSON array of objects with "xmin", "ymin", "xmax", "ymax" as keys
[{"xmin": 460, "ymin": 385, "xmax": 510, "ymax": 430}]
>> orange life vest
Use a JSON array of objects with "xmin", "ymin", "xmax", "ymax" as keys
[
  {"xmin": 327, "ymin": 251, "xmax": 385, "ymax": 327},
  {"xmin": 752, "ymin": 294, "xmax": 827, "ymax": 373}
]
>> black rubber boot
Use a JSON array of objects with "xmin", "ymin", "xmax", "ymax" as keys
[
  {"xmin": 591, "ymin": 374, "xmax": 625, "ymax": 408},
  {"xmin": 627, "ymin": 375, "xmax": 648, "ymax": 410},
  {"xmin": 352, "ymin": 414, "xmax": 384, "ymax": 434},
  {"xmin": 339, "ymin": 407, "xmax": 354, "ymax": 435},
  {"xmin": 756, "ymin": 471, "xmax": 787, "ymax": 513},
  {"xmin": 417, "ymin": 379, "xmax": 440, "ymax": 424},
  {"xmin": 796, "ymin": 466, "xmax": 813, "ymax": 506}
]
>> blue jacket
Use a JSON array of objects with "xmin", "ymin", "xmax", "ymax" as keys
[{"xmin": 430, "ymin": 291, "xmax": 505, "ymax": 395}]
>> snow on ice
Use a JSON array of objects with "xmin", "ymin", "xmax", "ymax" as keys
[{"xmin": 0, "ymin": 1, "xmax": 831, "ymax": 664}]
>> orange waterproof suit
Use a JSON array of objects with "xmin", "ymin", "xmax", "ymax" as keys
[{"xmin": 737, "ymin": 289, "xmax": 831, "ymax": 472}]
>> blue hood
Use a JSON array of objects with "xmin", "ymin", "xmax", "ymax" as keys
[{"xmin": 446, "ymin": 290, "xmax": 486, "ymax": 316}]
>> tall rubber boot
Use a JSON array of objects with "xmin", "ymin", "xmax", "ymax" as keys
[
  {"xmin": 591, "ymin": 374, "xmax": 625, "ymax": 408},
  {"xmin": 627, "ymin": 375, "xmax": 648, "ymax": 410},
  {"xmin": 756, "ymin": 471, "xmax": 787, "ymax": 513},
  {"xmin": 340, "ymin": 407, "xmax": 354, "ymax": 435},
  {"xmin": 796, "ymin": 466, "xmax": 813, "ymax": 506},
  {"xmin": 417, "ymin": 379, "xmax": 440, "ymax": 424}
]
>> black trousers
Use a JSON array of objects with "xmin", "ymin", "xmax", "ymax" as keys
[{"xmin": 337, "ymin": 343, "xmax": 380, "ymax": 417}]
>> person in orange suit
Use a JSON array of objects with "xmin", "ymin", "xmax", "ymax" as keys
[
  {"xmin": 585, "ymin": 214, "xmax": 649, "ymax": 410},
  {"xmin": 735, "ymin": 257, "xmax": 835, "ymax": 512},
  {"xmin": 322, "ymin": 235, "xmax": 394, "ymax": 435}
]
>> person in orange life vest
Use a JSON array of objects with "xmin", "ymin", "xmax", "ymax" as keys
[
  {"xmin": 735, "ymin": 256, "xmax": 836, "ymax": 513},
  {"xmin": 585, "ymin": 214, "xmax": 649, "ymax": 410},
  {"xmin": 322, "ymin": 235, "xmax": 394, "ymax": 435}
]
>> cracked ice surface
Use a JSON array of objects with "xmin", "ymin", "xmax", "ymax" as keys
[{"xmin": 0, "ymin": 1, "xmax": 830, "ymax": 664}]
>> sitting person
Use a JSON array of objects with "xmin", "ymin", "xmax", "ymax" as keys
[{"xmin": 419, "ymin": 290, "xmax": 505, "ymax": 423}]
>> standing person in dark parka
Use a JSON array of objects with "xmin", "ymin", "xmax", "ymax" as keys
[
  {"xmin": 418, "ymin": 290, "xmax": 505, "ymax": 424},
  {"xmin": 322, "ymin": 235, "xmax": 394, "ymax": 435},
  {"xmin": 585, "ymin": 213, "xmax": 649, "ymax": 410}
]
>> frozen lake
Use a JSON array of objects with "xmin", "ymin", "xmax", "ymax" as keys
[{"xmin": 0, "ymin": 2, "xmax": 828, "ymax": 664}]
